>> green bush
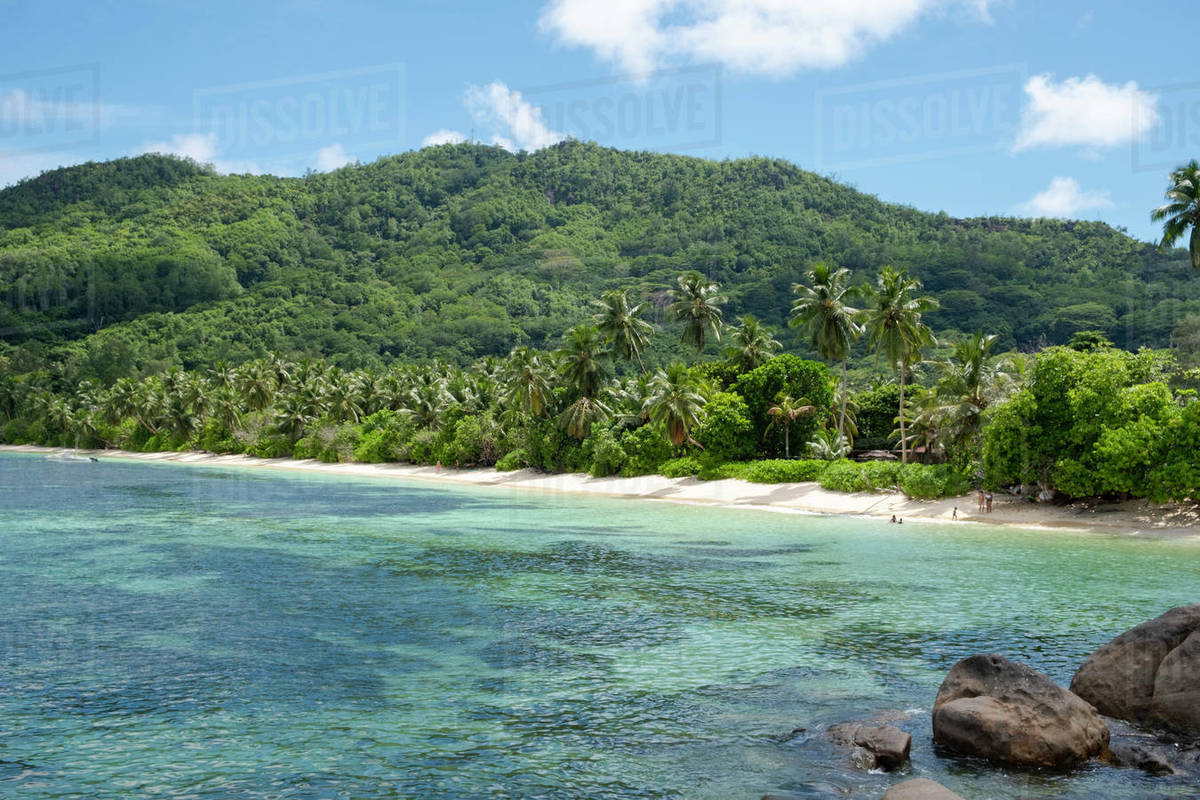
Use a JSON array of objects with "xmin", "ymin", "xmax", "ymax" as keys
[
  {"xmin": 694, "ymin": 392, "xmax": 755, "ymax": 461},
  {"xmin": 496, "ymin": 448, "xmax": 528, "ymax": 471},
  {"xmin": 618, "ymin": 425, "xmax": 672, "ymax": 476},
  {"xmin": 353, "ymin": 411, "xmax": 414, "ymax": 463},
  {"xmin": 588, "ymin": 426, "xmax": 627, "ymax": 477},
  {"xmin": 818, "ymin": 460, "xmax": 872, "ymax": 492},
  {"xmin": 861, "ymin": 460, "xmax": 903, "ymax": 490},
  {"xmin": 403, "ymin": 429, "xmax": 439, "ymax": 464},
  {"xmin": 742, "ymin": 459, "xmax": 828, "ymax": 483},
  {"xmin": 730, "ymin": 355, "xmax": 833, "ymax": 459},
  {"xmin": 659, "ymin": 456, "xmax": 703, "ymax": 478},
  {"xmin": 898, "ymin": 463, "xmax": 971, "ymax": 499},
  {"xmin": 244, "ymin": 432, "xmax": 292, "ymax": 458},
  {"xmin": 696, "ymin": 460, "xmax": 751, "ymax": 480}
]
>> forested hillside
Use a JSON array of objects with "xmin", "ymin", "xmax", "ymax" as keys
[{"xmin": 1, "ymin": 141, "xmax": 1194, "ymax": 382}]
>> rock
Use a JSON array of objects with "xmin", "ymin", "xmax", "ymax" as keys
[
  {"xmin": 1107, "ymin": 742, "xmax": 1176, "ymax": 775},
  {"xmin": 1103, "ymin": 715, "xmax": 1196, "ymax": 777},
  {"xmin": 828, "ymin": 722, "xmax": 912, "ymax": 771},
  {"xmin": 1070, "ymin": 604, "xmax": 1200, "ymax": 733},
  {"xmin": 932, "ymin": 654, "xmax": 1109, "ymax": 766},
  {"xmin": 880, "ymin": 778, "xmax": 966, "ymax": 800}
]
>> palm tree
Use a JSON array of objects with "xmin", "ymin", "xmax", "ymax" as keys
[
  {"xmin": 929, "ymin": 332, "xmax": 1012, "ymax": 461},
  {"xmin": 558, "ymin": 395, "xmax": 612, "ymax": 440},
  {"xmin": 808, "ymin": 428, "xmax": 851, "ymax": 461},
  {"xmin": 790, "ymin": 262, "xmax": 862, "ymax": 437},
  {"xmin": 724, "ymin": 314, "xmax": 781, "ymax": 372},
  {"xmin": 557, "ymin": 324, "xmax": 608, "ymax": 400},
  {"xmin": 862, "ymin": 266, "xmax": 938, "ymax": 463},
  {"xmin": 668, "ymin": 272, "xmax": 726, "ymax": 356},
  {"xmin": 768, "ymin": 394, "xmax": 816, "ymax": 459},
  {"xmin": 502, "ymin": 347, "xmax": 553, "ymax": 418},
  {"xmin": 646, "ymin": 363, "xmax": 707, "ymax": 447},
  {"xmin": 594, "ymin": 289, "xmax": 653, "ymax": 372},
  {"xmin": 1152, "ymin": 159, "xmax": 1200, "ymax": 270}
]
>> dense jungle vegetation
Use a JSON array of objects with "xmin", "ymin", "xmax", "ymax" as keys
[{"xmin": 2, "ymin": 144, "xmax": 1199, "ymax": 501}]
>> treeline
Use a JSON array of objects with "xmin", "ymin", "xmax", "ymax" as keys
[{"xmin": 2, "ymin": 143, "xmax": 1198, "ymax": 381}]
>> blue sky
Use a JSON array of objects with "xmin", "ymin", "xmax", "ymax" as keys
[{"xmin": 1, "ymin": 0, "xmax": 1195, "ymax": 243}]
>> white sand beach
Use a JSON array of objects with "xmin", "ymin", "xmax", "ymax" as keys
[{"xmin": 7, "ymin": 444, "xmax": 1199, "ymax": 539}]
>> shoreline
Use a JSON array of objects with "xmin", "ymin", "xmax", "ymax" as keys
[{"xmin": 6, "ymin": 444, "xmax": 1200, "ymax": 540}]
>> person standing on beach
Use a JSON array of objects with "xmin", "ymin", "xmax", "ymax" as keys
[
  {"xmin": 977, "ymin": 490, "xmax": 985, "ymax": 512},
  {"xmin": 985, "ymin": 492, "xmax": 993, "ymax": 512},
  {"xmin": 952, "ymin": 507, "xmax": 958, "ymax": 520}
]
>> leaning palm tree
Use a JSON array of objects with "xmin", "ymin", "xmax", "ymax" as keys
[
  {"xmin": 768, "ymin": 394, "xmax": 816, "ymax": 459},
  {"xmin": 646, "ymin": 363, "xmax": 707, "ymax": 447},
  {"xmin": 862, "ymin": 266, "xmax": 938, "ymax": 463},
  {"xmin": 594, "ymin": 289, "xmax": 653, "ymax": 372},
  {"xmin": 790, "ymin": 262, "xmax": 862, "ymax": 437},
  {"xmin": 724, "ymin": 314, "xmax": 781, "ymax": 373},
  {"xmin": 668, "ymin": 272, "xmax": 726, "ymax": 356},
  {"xmin": 1152, "ymin": 159, "xmax": 1200, "ymax": 270}
]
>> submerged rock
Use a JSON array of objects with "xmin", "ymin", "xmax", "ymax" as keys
[
  {"xmin": 1071, "ymin": 604, "xmax": 1200, "ymax": 734},
  {"xmin": 932, "ymin": 654, "xmax": 1108, "ymax": 767},
  {"xmin": 828, "ymin": 722, "xmax": 912, "ymax": 771},
  {"xmin": 880, "ymin": 778, "xmax": 966, "ymax": 800}
]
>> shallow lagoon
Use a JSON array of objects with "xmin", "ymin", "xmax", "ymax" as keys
[{"xmin": 1, "ymin": 452, "xmax": 1198, "ymax": 799}]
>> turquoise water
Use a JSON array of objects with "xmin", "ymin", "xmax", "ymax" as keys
[{"xmin": 1, "ymin": 453, "xmax": 1198, "ymax": 799}]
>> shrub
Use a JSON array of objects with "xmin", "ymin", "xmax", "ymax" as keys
[
  {"xmin": 496, "ymin": 449, "xmax": 528, "ymax": 471},
  {"xmin": 618, "ymin": 425, "xmax": 673, "ymax": 476},
  {"xmin": 659, "ymin": 456, "xmax": 703, "ymax": 478},
  {"xmin": 861, "ymin": 460, "xmax": 903, "ymax": 490},
  {"xmin": 742, "ymin": 459, "xmax": 828, "ymax": 483},
  {"xmin": 694, "ymin": 392, "xmax": 755, "ymax": 461},
  {"xmin": 353, "ymin": 411, "xmax": 414, "ymax": 463},
  {"xmin": 696, "ymin": 460, "xmax": 751, "ymax": 480},
  {"xmin": 403, "ymin": 429, "xmax": 439, "ymax": 464},
  {"xmin": 898, "ymin": 463, "xmax": 971, "ymax": 499},
  {"xmin": 588, "ymin": 426, "xmax": 627, "ymax": 477},
  {"xmin": 818, "ymin": 460, "xmax": 872, "ymax": 493}
]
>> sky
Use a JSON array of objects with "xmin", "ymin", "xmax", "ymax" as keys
[{"xmin": 1, "ymin": 0, "xmax": 1195, "ymax": 243}]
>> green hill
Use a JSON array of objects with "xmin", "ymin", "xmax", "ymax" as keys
[{"xmin": 0, "ymin": 141, "xmax": 1193, "ymax": 380}]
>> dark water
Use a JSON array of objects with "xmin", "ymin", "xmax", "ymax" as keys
[{"xmin": 1, "ymin": 452, "xmax": 1197, "ymax": 798}]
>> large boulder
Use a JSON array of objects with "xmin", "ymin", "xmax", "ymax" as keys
[
  {"xmin": 932, "ymin": 654, "xmax": 1109, "ymax": 766},
  {"xmin": 880, "ymin": 778, "xmax": 965, "ymax": 800},
  {"xmin": 1071, "ymin": 604, "xmax": 1200, "ymax": 733}
]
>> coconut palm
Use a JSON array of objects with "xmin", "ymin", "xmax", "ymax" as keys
[
  {"xmin": 767, "ymin": 394, "xmax": 816, "ymax": 459},
  {"xmin": 558, "ymin": 395, "xmax": 612, "ymax": 440},
  {"xmin": 790, "ymin": 262, "xmax": 862, "ymax": 437},
  {"xmin": 724, "ymin": 314, "xmax": 781, "ymax": 372},
  {"xmin": 862, "ymin": 266, "xmax": 938, "ymax": 463},
  {"xmin": 557, "ymin": 324, "xmax": 608, "ymax": 400},
  {"xmin": 502, "ymin": 347, "xmax": 554, "ymax": 418},
  {"xmin": 668, "ymin": 272, "xmax": 726, "ymax": 356},
  {"xmin": 594, "ymin": 289, "xmax": 653, "ymax": 372},
  {"xmin": 1152, "ymin": 159, "xmax": 1200, "ymax": 270},
  {"xmin": 928, "ymin": 332, "xmax": 1011, "ymax": 461},
  {"xmin": 646, "ymin": 363, "xmax": 707, "ymax": 447}
]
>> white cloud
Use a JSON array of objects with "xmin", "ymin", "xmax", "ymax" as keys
[
  {"xmin": 1018, "ymin": 176, "xmax": 1113, "ymax": 218},
  {"xmin": 464, "ymin": 82, "xmax": 564, "ymax": 152},
  {"xmin": 136, "ymin": 132, "xmax": 261, "ymax": 174},
  {"xmin": 539, "ymin": 0, "xmax": 993, "ymax": 77},
  {"xmin": 422, "ymin": 128, "xmax": 468, "ymax": 147},
  {"xmin": 1013, "ymin": 74, "xmax": 1159, "ymax": 152},
  {"xmin": 314, "ymin": 143, "xmax": 353, "ymax": 172}
]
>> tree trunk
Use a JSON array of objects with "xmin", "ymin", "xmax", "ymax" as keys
[
  {"xmin": 784, "ymin": 425, "xmax": 790, "ymax": 459},
  {"xmin": 898, "ymin": 364, "xmax": 907, "ymax": 465},
  {"xmin": 838, "ymin": 359, "xmax": 849, "ymax": 439}
]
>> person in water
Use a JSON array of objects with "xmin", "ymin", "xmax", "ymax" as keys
[{"xmin": 889, "ymin": 515, "xmax": 897, "ymax": 523}]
